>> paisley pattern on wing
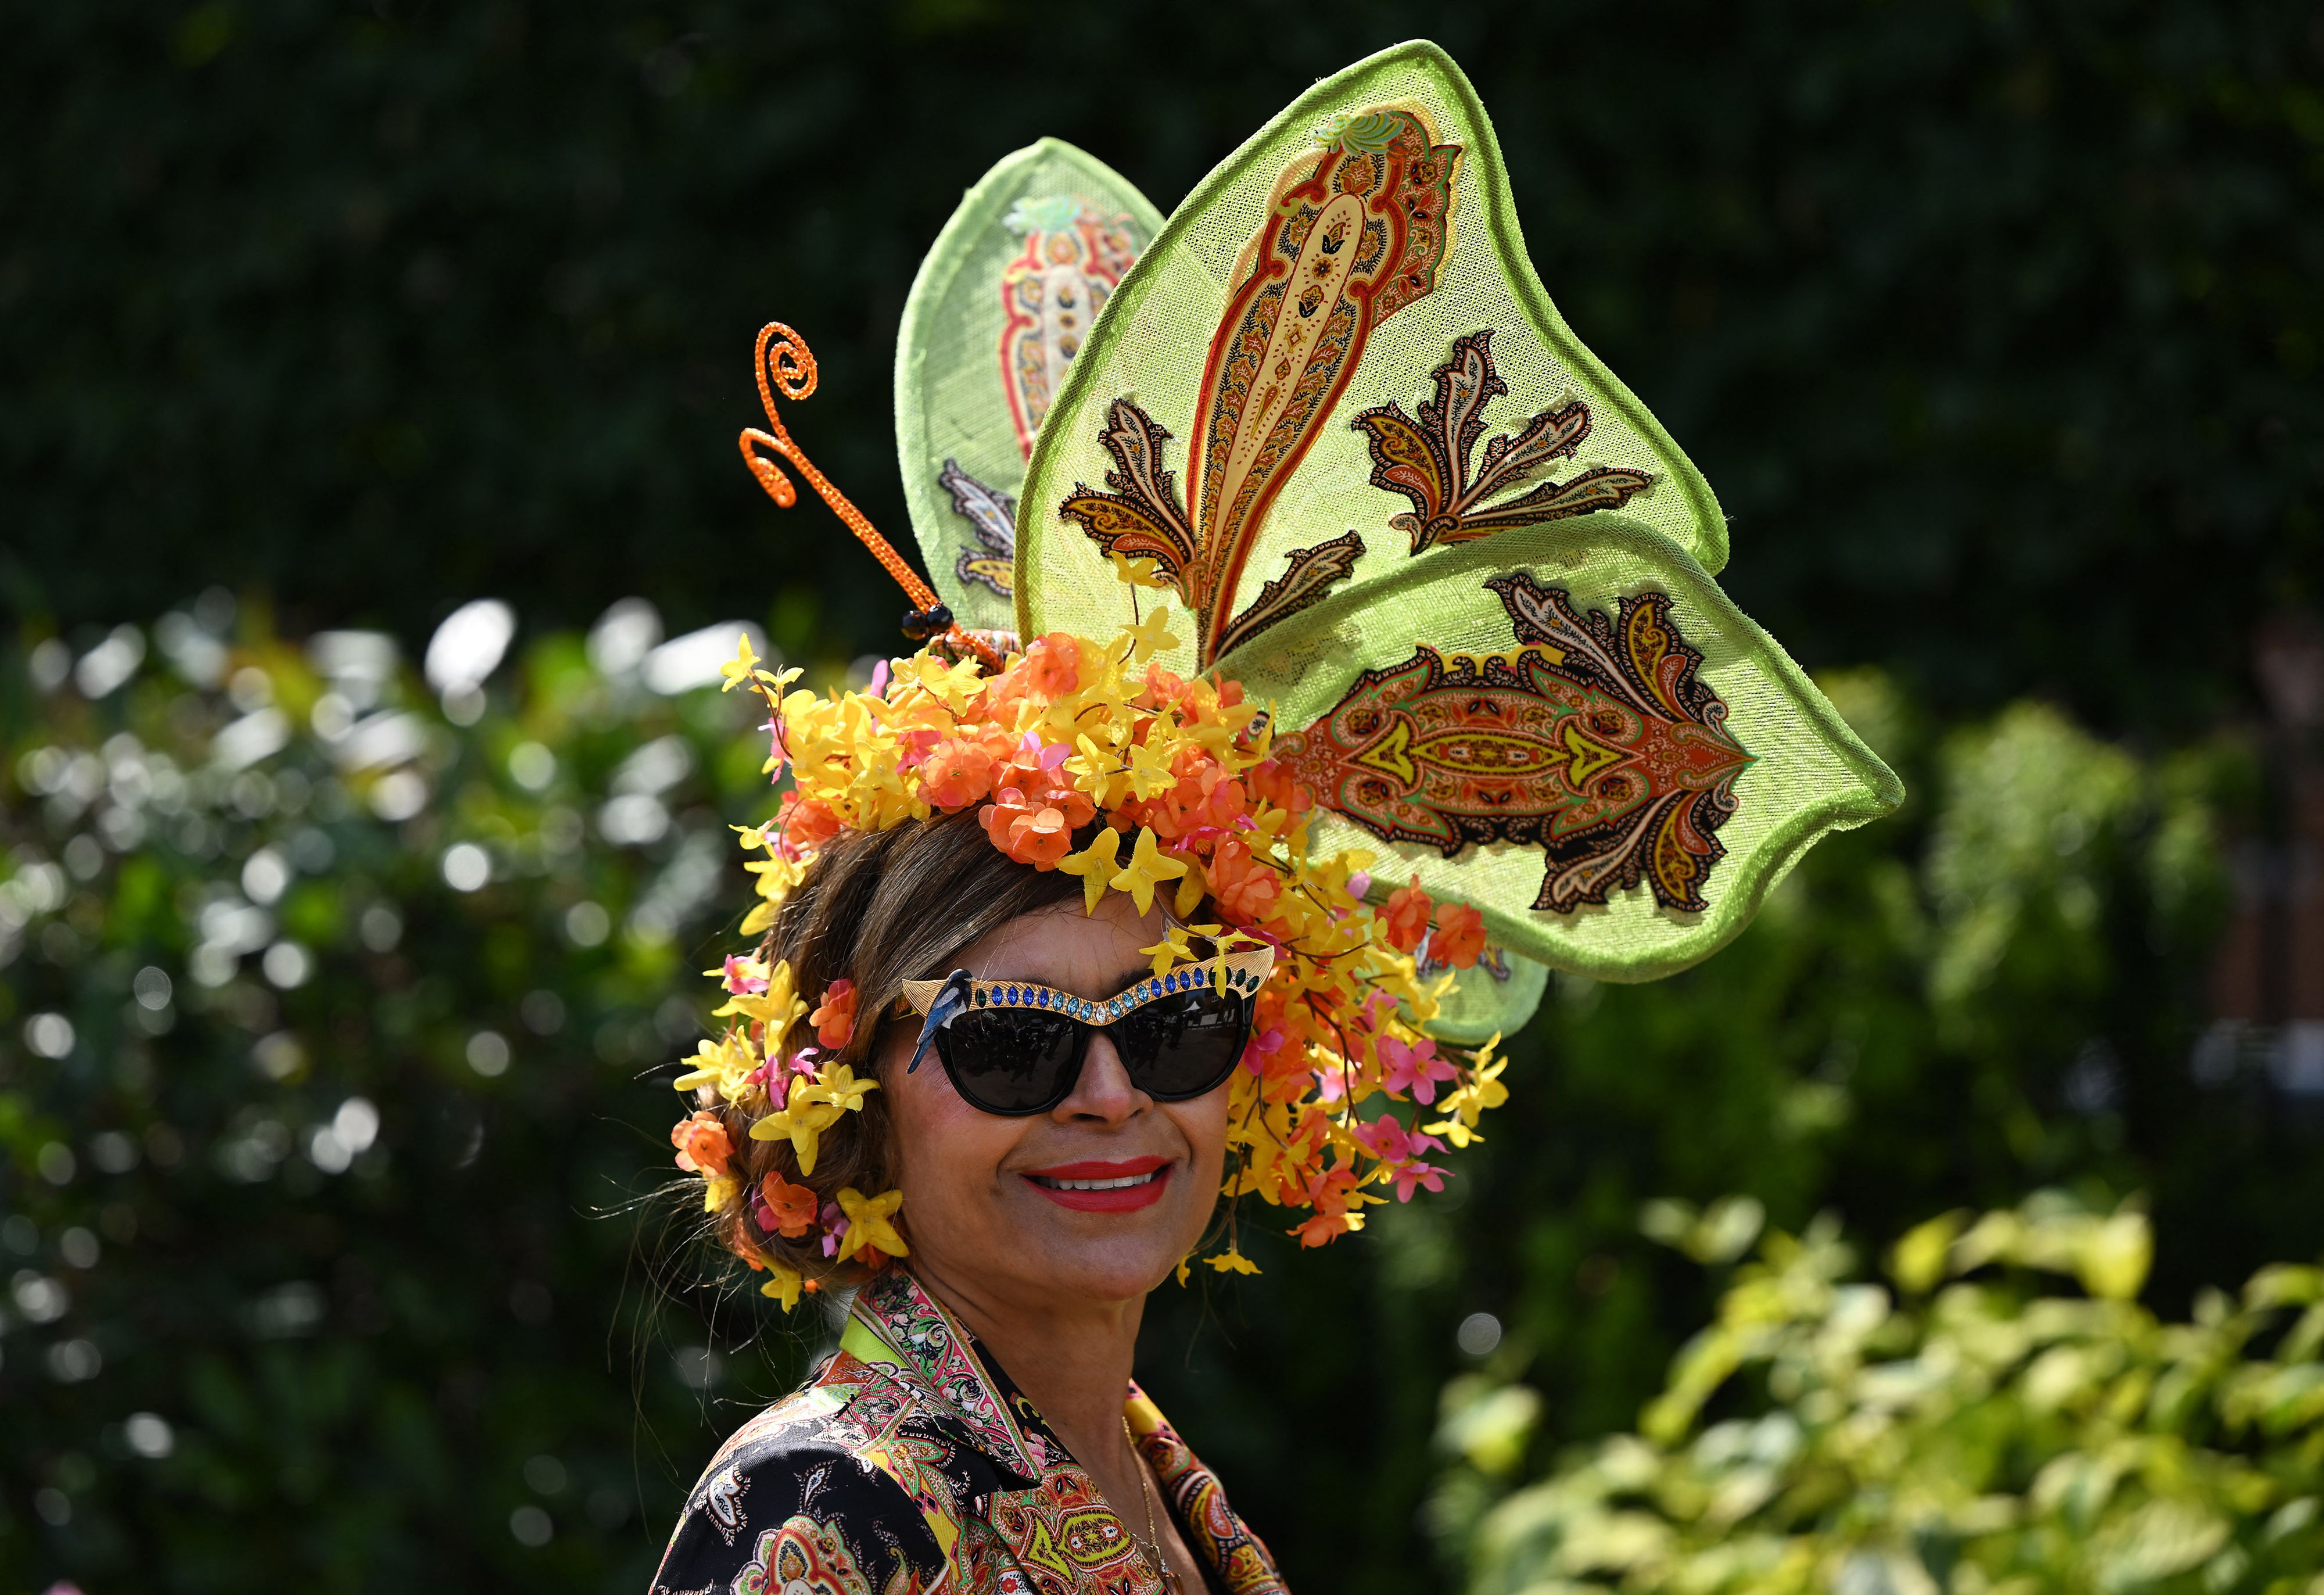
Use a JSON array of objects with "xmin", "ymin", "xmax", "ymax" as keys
[
  {"xmin": 999, "ymin": 196, "xmax": 1141, "ymax": 458},
  {"xmin": 939, "ymin": 458, "xmax": 1018, "ymax": 598},
  {"xmin": 1061, "ymin": 105, "xmax": 1461, "ymax": 665},
  {"xmin": 1353, "ymin": 329, "xmax": 1656, "ymax": 554},
  {"xmin": 1270, "ymin": 571, "xmax": 1753, "ymax": 915}
]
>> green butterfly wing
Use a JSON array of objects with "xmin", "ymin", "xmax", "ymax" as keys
[
  {"xmin": 1228, "ymin": 519, "xmax": 1900, "ymax": 983},
  {"xmin": 1017, "ymin": 40, "xmax": 1727, "ymax": 665},
  {"xmin": 1005, "ymin": 41, "xmax": 1898, "ymax": 984},
  {"xmin": 895, "ymin": 139, "xmax": 1165, "ymax": 633}
]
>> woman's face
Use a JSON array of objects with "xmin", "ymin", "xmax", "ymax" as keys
[{"xmin": 878, "ymin": 891, "xmax": 1231, "ymax": 1312}]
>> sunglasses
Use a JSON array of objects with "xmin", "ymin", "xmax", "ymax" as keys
[{"xmin": 898, "ymin": 948, "xmax": 1275, "ymax": 1116}]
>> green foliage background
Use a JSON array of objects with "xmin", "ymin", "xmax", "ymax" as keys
[{"xmin": 5, "ymin": 2, "xmax": 2321, "ymax": 1592}]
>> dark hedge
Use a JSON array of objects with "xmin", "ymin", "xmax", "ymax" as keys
[{"xmin": 5, "ymin": 2, "xmax": 2323, "ymax": 1592}]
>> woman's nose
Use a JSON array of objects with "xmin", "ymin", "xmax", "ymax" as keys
[{"xmin": 1053, "ymin": 1030, "xmax": 1146, "ymax": 1124}]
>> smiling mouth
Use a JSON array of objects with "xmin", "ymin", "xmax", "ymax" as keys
[
  {"xmin": 1030, "ymin": 1170, "xmax": 1163, "ymax": 1193},
  {"xmin": 1021, "ymin": 1159, "xmax": 1174, "ymax": 1212}
]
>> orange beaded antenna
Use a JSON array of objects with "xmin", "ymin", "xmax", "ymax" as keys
[{"xmin": 738, "ymin": 321, "xmax": 1003, "ymax": 669}]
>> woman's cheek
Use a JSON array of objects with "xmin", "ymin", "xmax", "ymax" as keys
[{"xmin": 891, "ymin": 1059, "xmax": 1018, "ymax": 1224}]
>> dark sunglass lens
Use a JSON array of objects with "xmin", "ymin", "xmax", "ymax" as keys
[
  {"xmin": 935, "ymin": 1010, "xmax": 1083, "ymax": 1114},
  {"xmin": 1114, "ymin": 990, "xmax": 1251, "ymax": 1100}
]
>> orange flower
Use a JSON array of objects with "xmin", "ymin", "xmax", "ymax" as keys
[
  {"xmin": 1137, "ymin": 662, "xmax": 1192, "ymax": 711},
  {"xmin": 1432, "ymin": 903, "xmax": 1487, "ymax": 969},
  {"xmin": 980, "ymin": 788, "xmax": 1025, "ymax": 845},
  {"xmin": 1006, "ymin": 805, "xmax": 1074, "ymax": 868},
  {"xmin": 810, "ymin": 978, "xmax": 857, "ymax": 1049},
  {"xmin": 780, "ymin": 794, "xmax": 844, "ymax": 851},
  {"xmin": 1020, "ymin": 633, "xmax": 1082, "ymax": 699},
  {"xmin": 919, "ymin": 738, "xmax": 995, "ymax": 809},
  {"xmin": 758, "ymin": 1173, "xmax": 818, "ymax": 1239},
  {"xmin": 1207, "ymin": 837, "xmax": 1282, "ymax": 926},
  {"xmin": 1382, "ymin": 874, "xmax": 1433, "ymax": 954},
  {"xmin": 670, "ymin": 1110, "xmax": 733, "ymax": 1177},
  {"xmin": 1290, "ymin": 1212, "xmax": 1358, "ymax": 1248},
  {"xmin": 1246, "ymin": 758, "xmax": 1312, "ymax": 815},
  {"xmin": 978, "ymin": 788, "xmax": 1075, "ymax": 867}
]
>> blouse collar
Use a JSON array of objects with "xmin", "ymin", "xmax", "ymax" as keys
[{"xmin": 841, "ymin": 1266, "xmax": 1067, "ymax": 1480}]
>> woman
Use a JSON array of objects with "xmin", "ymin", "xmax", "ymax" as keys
[
  {"xmin": 650, "ymin": 38, "xmax": 1893, "ymax": 1595},
  {"xmin": 654, "ymin": 815, "xmax": 1283, "ymax": 1594}
]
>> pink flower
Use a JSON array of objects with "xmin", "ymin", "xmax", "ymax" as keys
[
  {"xmin": 1390, "ymin": 1162, "xmax": 1448, "ymax": 1202},
  {"xmin": 1351, "ymin": 988, "xmax": 1398, "ymax": 1037},
  {"xmin": 1240, "ymin": 1026, "xmax": 1289, "ymax": 1078},
  {"xmin": 721, "ymin": 956, "xmax": 769, "ymax": 996},
  {"xmin": 895, "ymin": 725, "xmax": 942, "ymax": 769},
  {"xmin": 1350, "ymin": 1114, "xmax": 1413, "ymax": 1163},
  {"xmin": 1378, "ymin": 1034, "xmax": 1459, "ymax": 1105}
]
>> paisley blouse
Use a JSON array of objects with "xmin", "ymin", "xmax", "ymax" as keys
[{"xmin": 651, "ymin": 1269, "xmax": 1288, "ymax": 1594}]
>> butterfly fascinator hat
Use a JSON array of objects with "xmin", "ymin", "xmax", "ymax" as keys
[{"xmin": 665, "ymin": 41, "xmax": 1901, "ymax": 1303}]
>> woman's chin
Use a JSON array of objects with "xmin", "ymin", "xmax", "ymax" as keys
[{"xmin": 996, "ymin": 1172, "xmax": 1202, "ymax": 1300}]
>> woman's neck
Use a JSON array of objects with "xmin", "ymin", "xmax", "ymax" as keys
[{"xmin": 906, "ymin": 1259, "xmax": 1141, "ymax": 1461}]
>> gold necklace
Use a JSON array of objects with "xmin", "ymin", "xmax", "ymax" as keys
[{"xmin": 1120, "ymin": 1417, "xmax": 1182, "ymax": 1593}]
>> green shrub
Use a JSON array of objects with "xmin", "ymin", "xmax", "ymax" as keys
[
  {"xmin": 1457, "ymin": 1193, "xmax": 2324, "ymax": 1595},
  {"xmin": 0, "ymin": 603, "xmax": 794, "ymax": 1589}
]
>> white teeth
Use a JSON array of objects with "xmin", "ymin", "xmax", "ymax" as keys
[{"xmin": 1037, "ymin": 1170, "xmax": 1162, "ymax": 1191}]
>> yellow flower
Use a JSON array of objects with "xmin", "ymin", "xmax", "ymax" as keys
[
  {"xmin": 749, "ymin": 1073, "xmax": 845, "ymax": 1174},
  {"xmin": 1109, "ymin": 826, "xmax": 1188, "ymax": 916},
  {"xmin": 816, "ymin": 1062, "xmax": 880, "ymax": 1114},
  {"xmin": 1057, "ymin": 827, "xmax": 1122, "ymax": 915},
  {"xmin": 719, "ymin": 633, "xmax": 761, "ymax": 689},
  {"xmin": 1138, "ymin": 928, "xmax": 1198, "ymax": 977},
  {"xmin": 1421, "ymin": 1115, "xmax": 1484, "ymax": 1149},
  {"xmin": 1207, "ymin": 1249, "xmax": 1262, "ymax": 1275},
  {"xmin": 702, "ymin": 1174, "xmax": 738, "ymax": 1213},
  {"xmin": 1109, "ymin": 551, "xmax": 1175, "ymax": 590},
  {"xmin": 758, "ymin": 1259, "xmax": 804, "ymax": 1311},
  {"xmin": 1124, "ymin": 604, "xmax": 1181, "ymax": 664},
  {"xmin": 715, "ymin": 958, "xmax": 808, "ymax": 1056},
  {"xmin": 1064, "ymin": 733, "xmax": 1119, "ymax": 801},
  {"xmin": 1172, "ymin": 856, "xmax": 1207, "ymax": 919},
  {"xmin": 835, "ymin": 1187, "xmax": 909, "ymax": 1260},
  {"xmin": 1125, "ymin": 735, "xmax": 1179, "ymax": 801},
  {"xmin": 1466, "ymin": 1052, "xmax": 1510, "ymax": 1118},
  {"xmin": 673, "ymin": 1031, "xmax": 761, "ymax": 1105}
]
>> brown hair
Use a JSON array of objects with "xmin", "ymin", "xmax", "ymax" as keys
[{"xmin": 693, "ymin": 808, "xmax": 1085, "ymax": 1282}]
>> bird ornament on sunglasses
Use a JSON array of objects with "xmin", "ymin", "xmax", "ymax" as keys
[{"xmin": 668, "ymin": 42, "xmax": 1902, "ymax": 1311}]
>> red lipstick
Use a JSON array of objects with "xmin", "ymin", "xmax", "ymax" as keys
[{"xmin": 1020, "ymin": 1155, "xmax": 1172, "ymax": 1213}]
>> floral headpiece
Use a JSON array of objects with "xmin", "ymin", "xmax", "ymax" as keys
[{"xmin": 670, "ymin": 42, "xmax": 1902, "ymax": 1307}]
